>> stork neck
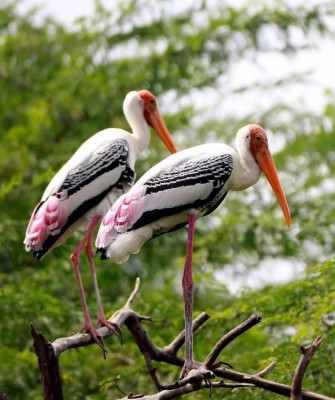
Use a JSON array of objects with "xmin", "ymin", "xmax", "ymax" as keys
[
  {"xmin": 132, "ymin": 119, "xmax": 151, "ymax": 156},
  {"xmin": 232, "ymin": 147, "xmax": 262, "ymax": 191},
  {"xmin": 124, "ymin": 106, "xmax": 151, "ymax": 156}
]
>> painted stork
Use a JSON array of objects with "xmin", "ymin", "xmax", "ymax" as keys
[
  {"xmin": 24, "ymin": 90, "xmax": 177, "ymax": 352},
  {"xmin": 96, "ymin": 124, "xmax": 291, "ymax": 373}
]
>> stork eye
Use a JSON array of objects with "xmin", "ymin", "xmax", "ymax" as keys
[
  {"xmin": 246, "ymin": 135, "xmax": 249, "ymax": 139},
  {"xmin": 256, "ymin": 136, "xmax": 261, "ymax": 141}
]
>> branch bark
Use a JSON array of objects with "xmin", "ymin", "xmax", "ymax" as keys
[
  {"xmin": 291, "ymin": 336, "xmax": 323, "ymax": 400},
  {"xmin": 203, "ymin": 314, "xmax": 262, "ymax": 368},
  {"xmin": 30, "ymin": 323, "xmax": 64, "ymax": 400}
]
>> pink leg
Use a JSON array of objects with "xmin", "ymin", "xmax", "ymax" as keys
[
  {"xmin": 85, "ymin": 219, "xmax": 104, "ymax": 323},
  {"xmin": 85, "ymin": 218, "xmax": 122, "ymax": 340},
  {"xmin": 180, "ymin": 210, "xmax": 197, "ymax": 378},
  {"xmin": 70, "ymin": 216, "xmax": 106, "ymax": 353}
]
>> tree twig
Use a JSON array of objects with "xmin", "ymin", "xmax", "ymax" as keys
[
  {"xmin": 254, "ymin": 361, "xmax": 277, "ymax": 378},
  {"xmin": 213, "ymin": 367, "xmax": 333, "ymax": 400},
  {"xmin": 124, "ymin": 277, "xmax": 141, "ymax": 308},
  {"xmin": 291, "ymin": 336, "xmax": 323, "ymax": 400},
  {"xmin": 204, "ymin": 315, "xmax": 262, "ymax": 368},
  {"xmin": 118, "ymin": 378, "xmax": 255, "ymax": 400}
]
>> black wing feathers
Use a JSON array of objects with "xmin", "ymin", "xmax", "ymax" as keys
[
  {"xmin": 33, "ymin": 138, "xmax": 133, "ymax": 259},
  {"xmin": 57, "ymin": 138, "xmax": 130, "ymax": 197},
  {"xmin": 132, "ymin": 154, "xmax": 234, "ymax": 232},
  {"xmin": 145, "ymin": 154, "xmax": 233, "ymax": 195}
]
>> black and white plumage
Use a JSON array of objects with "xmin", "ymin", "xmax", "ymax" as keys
[
  {"xmin": 24, "ymin": 91, "xmax": 177, "ymax": 258},
  {"xmin": 24, "ymin": 90, "xmax": 177, "ymax": 351},
  {"xmin": 96, "ymin": 124, "xmax": 291, "ymax": 373},
  {"xmin": 29, "ymin": 138, "xmax": 134, "ymax": 259},
  {"xmin": 97, "ymin": 150, "xmax": 233, "ymax": 248},
  {"xmin": 96, "ymin": 130, "xmax": 291, "ymax": 262}
]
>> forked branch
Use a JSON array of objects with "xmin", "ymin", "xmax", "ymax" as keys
[{"xmin": 291, "ymin": 336, "xmax": 323, "ymax": 400}]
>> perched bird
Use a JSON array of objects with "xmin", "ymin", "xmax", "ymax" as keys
[
  {"xmin": 24, "ymin": 90, "xmax": 177, "ymax": 351},
  {"xmin": 96, "ymin": 124, "xmax": 291, "ymax": 372}
]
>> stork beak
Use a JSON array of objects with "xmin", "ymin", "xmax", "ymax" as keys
[
  {"xmin": 257, "ymin": 148, "xmax": 291, "ymax": 227},
  {"xmin": 150, "ymin": 109, "xmax": 177, "ymax": 154}
]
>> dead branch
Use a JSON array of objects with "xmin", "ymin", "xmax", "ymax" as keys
[
  {"xmin": 203, "ymin": 314, "xmax": 262, "ymax": 368},
  {"xmin": 30, "ymin": 324, "xmax": 64, "ymax": 400},
  {"xmin": 117, "ymin": 375, "xmax": 252, "ymax": 400},
  {"xmin": 31, "ymin": 278, "xmax": 334, "ymax": 400},
  {"xmin": 254, "ymin": 361, "xmax": 277, "ymax": 378},
  {"xmin": 291, "ymin": 336, "xmax": 323, "ymax": 400}
]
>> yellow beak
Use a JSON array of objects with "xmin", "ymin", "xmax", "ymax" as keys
[
  {"xmin": 150, "ymin": 109, "xmax": 177, "ymax": 154},
  {"xmin": 257, "ymin": 148, "xmax": 291, "ymax": 227}
]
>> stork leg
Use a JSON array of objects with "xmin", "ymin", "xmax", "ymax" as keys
[
  {"xmin": 180, "ymin": 210, "xmax": 197, "ymax": 379},
  {"xmin": 70, "ymin": 216, "xmax": 107, "ymax": 355},
  {"xmin": 85, "ymin": 217, "xmax": 122, "ymax": 342}
]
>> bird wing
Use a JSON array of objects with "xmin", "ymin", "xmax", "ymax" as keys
[
  {"xmin": 24, "ymin": 138, "xmax": 134, "ymax": 258},
  {"xmin": 55, "ymin": 138, "xmax": 133, "ymax": 201},
  {"xmin": 96, "ymin": 151, "xmax": 234, "ymax": 250}
]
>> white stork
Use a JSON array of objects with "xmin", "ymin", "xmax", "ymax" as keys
[
  {"xmin": 95, "ymin": 124, "xmax": 291, "ymax": 373},
  {"xmin": 24, "ymin": 90, "xmax": 177, "ymax": 352}
]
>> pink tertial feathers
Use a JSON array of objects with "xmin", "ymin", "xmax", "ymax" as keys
[
  {"xmin": 24, "ymin": 196, "xmax": 66, "ymax": 252},
  {"xmin": 96, "ymin": 186, "xmax": 146, "ymax": 250}
]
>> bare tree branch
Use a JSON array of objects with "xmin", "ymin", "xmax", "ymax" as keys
[
  {"xmin": 31, "ymin": 278, "xmax": 334, "ymax": 400},
  {"xmin": 291, "ymin": 336, "xmax": 323, "ymax": 400},
  {"xmin": 124, "ymin": 277, "xmax": 141, "ymax": 308},
  {"xmin": 213, "ymin": 367, "xmax": 333, "ymax": 400},
  {"xmin": 203, "ymin": 315, "xmax": 262, "ymax": 368},
  {"xmin": 255, "ymin": 361, "xmax": 277, "ymax": 378},
  {"xmin": 30, "ymin": 323, "xmax": 64, "ymax": 400},
  {"xmin": 117, "ymin": 376, "xmax": 255, "ymax": 400}
]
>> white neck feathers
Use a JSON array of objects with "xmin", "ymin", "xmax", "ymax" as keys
[
  {"xmin": 231, "ymin": 126, "xmax": 262, "ymax": 191},
  {"xmin": 123, "ymin": 92, "xmax": 151, "ymax": 156}
]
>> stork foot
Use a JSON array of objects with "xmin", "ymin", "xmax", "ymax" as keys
[
  {"xmin": 84, "ymin": 325, "xmax": 108, "ymax": 359},
  {"xmin": 186, "ymin": 366, "xmax": 215, "ymax": 381},
  {"xmin": 212, "ymin": 360, "xmax": 234, "ymax": 369},
  {"xmin": 98, "ymin": 317, "xmax": 123, "ymax": 344},
  {"xmin": 182, "ymin": 367, "xmax": 215, "ymax": 395},
  {"xmin": 180, "ymin": 360, "xmax": 195, "ymax": 380}
]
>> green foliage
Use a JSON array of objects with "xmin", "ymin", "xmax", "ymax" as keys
[{"xmin": 0, "ymin": 0, "xmax": 335, "ymax": 399}]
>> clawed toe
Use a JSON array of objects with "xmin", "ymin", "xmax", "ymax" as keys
[
  {"xmin": 180, "ymin": 362, "xmax": 215, "ymax": 382},
  {"xmin": 98, "ymin": 318, "xmax": 123, "ymax": 344},
  {"xmin": 78, "ymin": 317, "xmax": 122, "ymax": 359},
  {"xmin": 85, "ymin": 326, "xmax": 108, "ymax": 359},
  {"xmin": 179, "ymin": 362, "xmax": 192, "ymax": 380},
  {"xmin": 212, "ymin": 360, "xmax": 233, "ymax": 369},
  {"xmin": 187, "ymin": 367, "xmax": 215, "ymax": 396},
  {"xmin": 187, "ymin": 367, "xmax": 215, "ymax": 381}
]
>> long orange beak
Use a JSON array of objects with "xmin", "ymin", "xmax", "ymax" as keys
[
  {"xmin": 149, "ymin": 109, "xmax": 177, "ymax": 154},
  {"xmin": 257, "ymin": 147, "xmax": 291, "ymax": 227}
]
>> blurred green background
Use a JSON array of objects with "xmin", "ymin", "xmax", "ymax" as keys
[{"xmin": 1, "ymin": 0, "xmax": 335, "ymax": 398}]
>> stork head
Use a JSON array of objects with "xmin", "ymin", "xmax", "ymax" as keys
[
  {"xmin": 238, "ymin": 124, "xmax": 291, "ymax": 227},
  {"xmin": 137, "ymin": 90, "xmax": 177, "ymax": 154}
]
